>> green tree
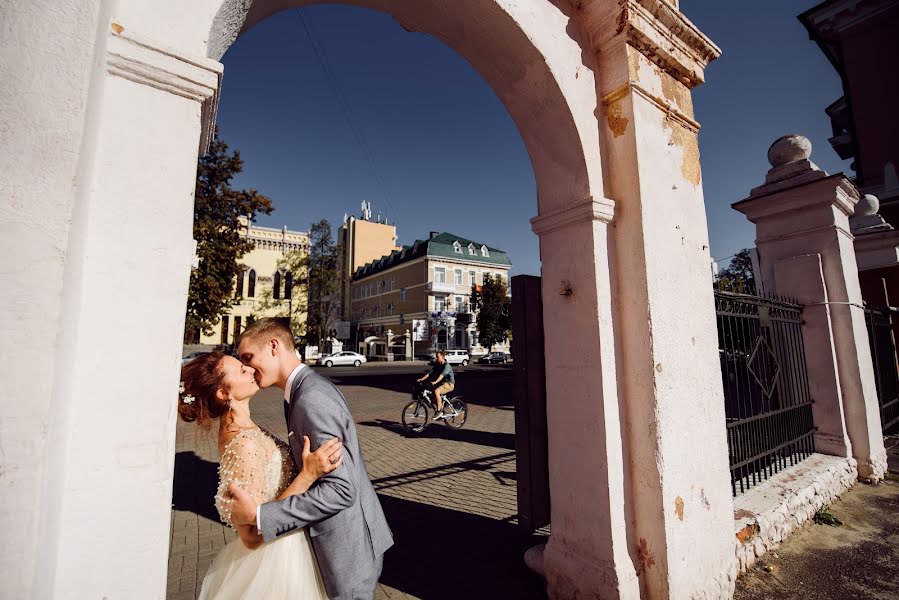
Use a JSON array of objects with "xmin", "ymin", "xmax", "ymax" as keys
[
  {"xmin": 183, "ymin": 131, "xmax": 272, "ymax": 342},
  {"xmin": 302, "ymin": 220, "xmax": 341, "ymax": 347},
  {"xmin": 716, "ymin": 248, "xmax": 756, "ymax": 293},
  {"xmin": 470, "ymin": 274, "xmax": 512, "ymax": 352}
]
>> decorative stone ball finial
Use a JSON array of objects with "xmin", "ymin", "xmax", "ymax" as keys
[
  {"xmin": 767, "ymin": 134, "xmax": 812, "ymax": 167},
  {"xmin": 855, "ymin": 194, "xmax": 880, "ymax": 217}
]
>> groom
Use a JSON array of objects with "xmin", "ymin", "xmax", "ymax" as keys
[{"xmin": 227, "ymin": 318, "xmax": 393, "ymax": 599}]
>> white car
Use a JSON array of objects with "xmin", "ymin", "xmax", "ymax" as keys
[
  {"xmin": 443, "ymin": 349, "xmax": 470, "ymax": 366},
  {"xmin": 321, "ymin": 351, "xmax": 367, "ymax": 368}
]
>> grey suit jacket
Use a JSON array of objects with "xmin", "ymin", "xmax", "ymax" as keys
[{"xmin": 258, "ymin": 367, "xmax": 393, "ymax": 598}]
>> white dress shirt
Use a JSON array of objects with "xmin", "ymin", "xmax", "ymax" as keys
[{"xmin": 256, "ymin": 362, "xmax": 306, "ymax": 528}]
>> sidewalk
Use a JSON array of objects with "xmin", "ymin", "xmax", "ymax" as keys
[{"xmin": 735, "ymin": 435, "xmax": 899, "ymax": 599}]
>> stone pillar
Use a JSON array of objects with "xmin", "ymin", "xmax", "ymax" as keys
[
  {"xmin": 531, "ymin": 199, "xmax": 640, "ymax": 600},
  {"xmin": 566, "ymin": 2, "xmax": 737, "ymax": 598},
  {"xmin": 852, "ymin": 193, "xmax": 899, "ymax": 319},
  {"xmin": 733, "ymin": 135, "xmax": 887, "ymax": 482},
  {"xmin": 31, "ymin": 22, "xmax": 221, "ymax": 598}
]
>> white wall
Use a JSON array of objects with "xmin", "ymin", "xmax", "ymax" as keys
[{"xmin": 1, "ymin": 0, "xmax": 105, "ymax": 596}]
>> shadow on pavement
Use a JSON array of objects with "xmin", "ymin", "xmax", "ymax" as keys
[
  {"xmin": 172, "ymin": 451, "xmax": 220, "ymax": 522},
  {"xmin": 358, "ymin": 418, "xmax": 515, "ymax": 450},
  {"xmin": 378, "ymin": 494, "xmax": 547, "ymax": 600}
]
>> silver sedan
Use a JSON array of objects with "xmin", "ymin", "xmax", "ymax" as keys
[{"xmin": 321, "ymin": 351, "xmax": 368, "ymax": 367}]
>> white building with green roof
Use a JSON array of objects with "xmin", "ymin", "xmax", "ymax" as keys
[{"xmin": 350, "ymin": 231, "xmax": 512, "ymax": 359}]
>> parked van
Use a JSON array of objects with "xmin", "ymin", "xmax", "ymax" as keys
[{"xmin": 443, "ymin": 349, "xmax": 470, "ymax": 366}]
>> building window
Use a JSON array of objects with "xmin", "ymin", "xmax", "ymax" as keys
[
  {"xmin": 221, "ymin": 315, "xmax": 230, "ymax": 345},
  {"xmin": 453, "ymin": 241, "xmax": 462, "ymax": 254},
  {"xmin": 285, "ymin": 272, "xmax": 293, "ymax": 300},
  {"xmin": 481, "ymin": 245, "xmax": 489, "ymax": 257},
  {"xmin": 469, "ymin": 270, "xmax": 476, "ymax": 285},
  {"xmin": 234, "ymin": 316, "xmax": 242, "ymax": 341},
  {"xmin": 455, "ymin": 296, "xmax": 464, "ymax": 312},
  {"xmin": 435, "ymin": 267, "xmax": 446, "ymax": 283},
  {"xmin": 454, "ymin": 269, "xmax": 463, "ymax": 285},
  {"xmin": 273, "ymin": 271, "xmax": 282, "ymax": 300},
  {"xmin": 435, "ymin": 295, "xmax": 447, "ymax": 312},
  {"xmin": 235, "ymin": 270, "xmax": 245, "ymax": 298},
  {"xmin": 247, "ymin": 269, "xmax": 256, "ymax": 298},
  {"xmin": 400, "ymin": 288, "xmax": 406, "ymax": 302},
  {"xmin": 468, "ymin": 243, "xmax": 475, "ymax": 255},
  {"xmin": 247, "ymin": 316, "xmax": 255, "ymax": 327}
]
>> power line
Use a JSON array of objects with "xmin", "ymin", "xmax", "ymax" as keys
[{"xmin": 294, "ymin": 9, "xmax": 398, "ymax": 225}]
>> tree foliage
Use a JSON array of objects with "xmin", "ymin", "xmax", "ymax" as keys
[
  {"xmin": 469, "ymin": 274, "xmax": 512, "ymax": 351},
  {"xmin": 716, "ymin": 248, "xmax": 756, "ymax": 293},
  {"xmin": 184, "ymin": 131, "xmax": 272, "ymax": 341},
  {"xmin": 301, "ymin": 220, "xmax": 341, "ymax": 347}
]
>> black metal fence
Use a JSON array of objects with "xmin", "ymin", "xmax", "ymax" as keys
[
  {"xmin": 715, "ymin": 291, "xmax": 815, "ymax": 495},
  {"xmin": 864, "ymin": 308, "xmax": 899, "ymax": 432}
]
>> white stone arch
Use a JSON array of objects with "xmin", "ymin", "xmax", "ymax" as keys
[
  {"xmin": 206, "ymin": 0, "xmax": 604, "ymax": 215},
  {"xmin": 4, "ymin": 2, "xmax": 735, "ymax": 599}
]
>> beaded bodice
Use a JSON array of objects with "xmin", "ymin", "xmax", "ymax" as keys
[{"xmin": 215, "ymin": 428, "xmax": 296, "ymax": 528}]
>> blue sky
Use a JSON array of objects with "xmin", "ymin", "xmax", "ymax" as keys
[{"xmin": 216, "ymin": 1, "xmax": 851, "ymax": 276}]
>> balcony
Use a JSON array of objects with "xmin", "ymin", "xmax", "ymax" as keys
[{"xmin": 427, "ymin": 280, "xmax": 457, "ymax": 294}]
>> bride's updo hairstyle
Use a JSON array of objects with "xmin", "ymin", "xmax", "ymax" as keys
[{"xmin": 178, "ymin": 351, "xmax": 231, "ymax": 429}]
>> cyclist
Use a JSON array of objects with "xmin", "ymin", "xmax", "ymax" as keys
[{"xmin": 416, "ymin": 349, "xmax": 455, "ymax": 419}]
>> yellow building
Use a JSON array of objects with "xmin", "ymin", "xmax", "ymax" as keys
[{"xmin": 200, "ymin": 217, "xmax": 309, "ymax": 345}]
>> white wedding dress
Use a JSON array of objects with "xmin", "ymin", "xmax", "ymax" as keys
[{"xmin": 198, "ymin": 428, "xmax": 328, "ymax": 600}]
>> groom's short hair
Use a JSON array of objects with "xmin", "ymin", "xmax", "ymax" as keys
[{"xmin": 240, "ymin": 318, "xmax": 295, "ymax": 351}]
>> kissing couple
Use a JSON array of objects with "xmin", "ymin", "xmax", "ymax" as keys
[{"xmin": 178, "ymin": 318, "xmax": 393, "ymax": 599}]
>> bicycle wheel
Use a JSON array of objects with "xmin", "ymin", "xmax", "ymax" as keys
[
  {"xmin": 443, "ymin": 398, "xmax": 467, "ymax": 429},
  {"xmin": 401, "ymin": 400, "xmax": 428, "ymax": 433}
]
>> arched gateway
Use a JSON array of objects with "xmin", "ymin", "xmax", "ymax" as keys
[{"xmin": 3, "ymin": 1, "xmax": 736, "ymax": 598}]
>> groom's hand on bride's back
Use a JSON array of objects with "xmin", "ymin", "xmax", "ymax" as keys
[
  {"xmin": 235, "ymin": 524, "xmax": 264, "ymax": 550},
  {"xmin": 227, "ymin": 482, "xmax": 258, "ymax": 527}
]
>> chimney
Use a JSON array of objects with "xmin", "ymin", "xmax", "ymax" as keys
[{"xmin": 429, "ymin": 231, "xmax": 439, "ymax": 239}]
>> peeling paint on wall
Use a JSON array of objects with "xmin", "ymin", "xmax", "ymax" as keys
[
  {"xmin": 606, "ymin": 101, "xmax": 629, "ymax": 138},
  {"xmin": 636, "ymin": 537, "xmax": 657, "ymax": 575},
  {"xmin": 664, "ymin": 120, "xmax": 701, "ymax": 186}
]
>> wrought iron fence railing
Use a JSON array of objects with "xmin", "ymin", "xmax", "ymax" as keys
[
  {"xmin": 715, "ymin": 291, "xmax": 815, "ymax": 496},
  {"xmin": 863, "ymin": 308, "xmax": 899, "ymax": 432}
]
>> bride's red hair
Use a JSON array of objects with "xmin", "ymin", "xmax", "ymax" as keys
[{"xmin": 178, "ymin": 352, "xmax": 230, "ymax": 429}]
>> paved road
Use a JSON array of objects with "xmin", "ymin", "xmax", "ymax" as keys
[{"xmin": 167, "ymin": 363, "xmax": 548, "ymax": 600}]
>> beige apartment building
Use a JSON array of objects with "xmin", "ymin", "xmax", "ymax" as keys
[
  {"xmin": 200, "ymin": 217, "xmax": 309, "ymax": 345},
  {"xmin": 337, "ymin": 202, "xmax": 400, "ymax": 324},
  {"xmin": 350, "ymin": 231, "xmax": 512, "ymax": 359}
]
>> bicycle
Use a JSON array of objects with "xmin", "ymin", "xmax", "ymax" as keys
[{"xmin": 401, "ymin": 383, "xmax": 467, "ymax": 433}]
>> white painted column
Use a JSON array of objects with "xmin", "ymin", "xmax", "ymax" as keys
[
  {"xmin": 33, "ymin": 22, "xmax": 221, "ymax": 599},
  {"xmin": 579, "ymin": 2, "xmax": 737, "ymax": 597},
  {"xmin": 532, "ymin": 199, "xmax": 640, "ymax": 600},
  {"xmin": 733, "ymin": 136, "xmax": 887, "ymax": 482}
]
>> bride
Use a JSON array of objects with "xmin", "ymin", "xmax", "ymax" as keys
[{"xmin": 178, "ymin": 351, "xmax": 342, "ymax": 599}]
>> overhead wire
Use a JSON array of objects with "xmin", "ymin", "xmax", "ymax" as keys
[{"xmin": 294, "ymin": 9, "xmax": 399, "ymax": 226}]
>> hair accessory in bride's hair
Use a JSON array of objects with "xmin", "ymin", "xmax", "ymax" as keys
[{"xmin": 179, "ymin": 381, "xmax": 195, "ymax": 404}]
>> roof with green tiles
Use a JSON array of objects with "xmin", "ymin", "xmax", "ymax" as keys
[{"xmin": 352, "ymin": 232, "xmax": 512, "ymax": 280}]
